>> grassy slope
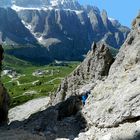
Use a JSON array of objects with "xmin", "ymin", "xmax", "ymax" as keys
[{"xmin": 2, "ymin": 54, "xmax": 80, "ymax": 108}]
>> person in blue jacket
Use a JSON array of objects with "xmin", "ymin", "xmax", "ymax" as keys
[{"xmin": 81, "ymin": 91, "xmax": 90, "ymax": 106}]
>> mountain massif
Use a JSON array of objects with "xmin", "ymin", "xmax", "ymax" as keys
[{"xmin": 0, "ymin": 0, "xmax": 129, "ymax": 63}]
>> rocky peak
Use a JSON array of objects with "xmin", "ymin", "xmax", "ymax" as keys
[
  {"xmin": 11, "ymin": 0, "xmax": 83, "ymax": 10},
  {"xmin": 85, "ymin": 5, "xmax": 100, "ymax": 14},
  {"xmin": 52, "ymin": 42, "xmax": 114, "ymax": 105},
  {"xmin": 132, "ymin": 11, "xmax": 140, "ymax": 30},
  {"xmin": 109, "ymin": 18, "xmax": 121, "ymax": 28},
  {"xmin": 0, "ymin": 7, "xmax": 37, "ymax": 45},
  {"xmin": 50, "ymin": 0, "xmax": 82, "ymax": 10},
  {"xmin": 101, "ymin": 9, "xmax": 112, "ymax": 30},
  {"xmin": 101, "ymin": 9, "xmax": 108, "ymax": 18},
  {"xmin": 101, "ymin": 9, "xmax": 108, "ymax": 24}
]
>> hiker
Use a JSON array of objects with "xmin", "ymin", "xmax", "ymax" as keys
[{"xmin": 81, "ymin": 91, "xmax": 90, "ymax": 106}]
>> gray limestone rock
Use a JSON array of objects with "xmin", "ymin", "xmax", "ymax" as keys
[
  {"xmin": 52, "ymin": 42, "xmax": 114, "ymax": 105},
  {"xmin": 76, "ymin": 12, "xmax": 140, "ymax": 140}
]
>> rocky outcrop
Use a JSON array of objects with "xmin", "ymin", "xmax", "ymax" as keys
[
  {"xmin": 0, "ymin": 95, "xmax": 85, "ymax": 140},
  {"xmin": 0, "ymin": 8, "xmax": 37, "ymax": 45},
  {"xmin": 52, "ymin": 42, "xmax": 114, "ymax": 105},
  {"xmin": 0, "ymin": 44, "xmax": 10, "ymax": 124},
  {"xmin": 74, "ymin": 12, "xmax": 140, "ymax": 140},
  {"xmin": 57, "ymin": 95, "xmax": 82, "ymax": 121}
]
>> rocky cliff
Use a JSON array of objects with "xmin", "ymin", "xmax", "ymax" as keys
[
  {"xmin": 14, "ymin": 7, "xmax": 128, "ymax": 62},
  {"xmin": 74, "ymin": 12, "xmax": 140, "ymax": 140},
  {"xmin": 0, "ymin": 0, "xmax": 129, "ymax": 63},
  {"xmin": 12, "ymin": 0, "xmax": 83, "ymax": 10},
  {"xmin": 0, "ymin": 8, "xmax": 37, "ymax": 45},
  {"xmin": 52, "ymin": 42, "xmax": 114, "ymax": 105}
]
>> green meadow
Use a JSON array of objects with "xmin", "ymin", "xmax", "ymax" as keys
[{"xmin": 1, "ymin": 54, "xmax": 80, "ymax": 108}]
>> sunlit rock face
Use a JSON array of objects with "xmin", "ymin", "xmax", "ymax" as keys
[
  {"xmin": 75, "ymin": 12, "xmax": 140, "ymax": 140},
  {"xmin": 52, "ymin": 42, "xmax": 114, "ymax": 105}
]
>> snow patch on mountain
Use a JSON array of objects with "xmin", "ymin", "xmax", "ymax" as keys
[
  {"xmin": 11, "ymin": 4, "xmax": 48, "ymax": 11},
  {"xmin": 11, "ymin": 0, "xmax": 82, "ymax": 11},
  {"xmin": 12, "ymin": 4, "xmax": 39, "ymax": 11},
  {"xmin": 109, "ymin": 17, "xmax": 121, "ymax": 27},
  {"xmin": 108, "ymin": 17, "xmax": 116, "ymax": 21}
]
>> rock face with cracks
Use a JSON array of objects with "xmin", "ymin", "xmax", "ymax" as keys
[
  {"xmin": 52, "ymin": 42, "xmax": 114, "ymax": 105},
  {"xmin": 75, "ymin": 12, "xmax": 140, "ymax": 140},
  {"xmin": 0, "ymin": 4, "xmax": 129, "ymax": 64}
]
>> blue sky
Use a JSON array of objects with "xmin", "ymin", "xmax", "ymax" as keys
[{"xmin": 79, "ymin": 0, "xmax": 140, "ymax": 27}]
